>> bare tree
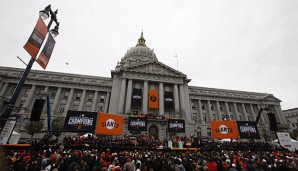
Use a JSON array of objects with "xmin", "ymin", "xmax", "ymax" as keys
[
  {"xmin": 24, "ymin": 120, "xmax": 45, "ymax": 138},
  {"xmin": 52, "ymin": 115, "xmax": 65, "ymax": 137}
]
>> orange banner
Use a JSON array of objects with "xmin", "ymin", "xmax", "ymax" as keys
[
  {"xmin": 148, "ymin": 90, "xmax": 158, "ymax": 109},
  {"xmin": 210, "ymin": 121, "xmax": 239, "ymax": 139},
  {"xmin": 95, "ymin": 112, "xmax": 123, "ymax": 135},
  {"xmin": 23, "ymin": 16, "xmax": 48, "ymax": 58}
]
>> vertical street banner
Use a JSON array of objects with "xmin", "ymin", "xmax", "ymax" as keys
[
  {"xmin": 236, "ymin": 121, "xmax": 260, "ymax": 139},
  {"xmin": 276, "ymin": 132, "xmax": 294, "ymax": 151},
  {"xmin": 128, "ymin": 117, "xmax": 147, "ymax": 131},
  {"xmin": 0, "ymin": 116, "xmax": 18, "ymax": 144},
  {"xmin": 164, "ymin": 91, "xmax": 174, "ymax": 109},
  {"xmin": 210, "ymin": 121, "xmax": 239, "ymax": 139},
  {"xmin": 36, "ymin": 34, "xmax": 56, "ymax": 69},
  {"xmin": 95, "ymin": 112, "xmax": 123, "ymax": 135},
  {"xmin": 131, "ymin": 88, "xmax": 142, "ymax": 107},
  {"xmin": 63, "ymin": 110, "xmax": 97, "ymax": 132},
  {"xmin": 148, "ymin": 90, "xmax": 158, "ymax": 109},
  {"xmin": 167, "ymin": 119, "xmax": 185, "ymax": 133},
  {"xmin": 23, "ymin": 16, "xmax": 48, "ymax": 58}
]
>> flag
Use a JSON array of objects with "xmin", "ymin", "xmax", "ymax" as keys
[
  {"xmin": 148, "ymin": 90, "xmax": 158, "ymax": 109},
  {"xmin": 36, "ymin": 34, "xmax": 56, "ymax": 69},
  {"xmin": 95, "ymin": 112, "xmax": 123, "ymax": 135},
  {"xmin": 23, "ymin": 16, "xmax": 48, "ymax": 58}
]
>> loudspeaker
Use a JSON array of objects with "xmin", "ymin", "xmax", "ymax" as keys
[
  {"xmin": 30, "ymin": 99, "xmax": 45, "ymax": 121},
  {"xmin": 267, "ymin": 113, "xmax": 278, "ymax": 131}
]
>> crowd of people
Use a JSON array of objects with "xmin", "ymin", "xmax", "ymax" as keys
[{"xmin": 1, "ymin": 134, "xmax": 297, "ymax": 171}]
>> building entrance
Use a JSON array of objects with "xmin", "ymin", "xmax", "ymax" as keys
[{"xmin": 148, "ymin": 125, "xmax": 158, "ymax": 140}]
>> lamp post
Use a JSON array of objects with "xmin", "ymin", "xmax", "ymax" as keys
[{"xmin": 0, "ymin": 5, "xmax": 60, "ymax": 131}]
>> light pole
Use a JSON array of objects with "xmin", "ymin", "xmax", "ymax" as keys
[{"xmin": 0, "ymin": 5, "xmax": 60, "ymax": 131}]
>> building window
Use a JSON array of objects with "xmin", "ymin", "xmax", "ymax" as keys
[
  {"xmin": 51, "ymin": 90, "xmax": 57, "ymax": 98},
  {"xmin": 202, "ymin": 103, "xmax": 205, "ymax": 110},
  {"xmin": 88, "ymin": 94, "xmax": 93, "ymax": 101},
  {"xmin": 64, "ymin": 92, "xmax": 69, "ymax": 99},
  {"xmin": 192, "ymin": 102, "xmax": 195, "ymax": 109},
  {"xmin": 73, "ymin": 105, "xmax": 78, "ymax": 110},
  {"xmin": 211, "ymin": 103, "xmax": 214, "ymax": 111},
  {"xmin": 292, "ymin": 124, "xmax": 296, "ymax": 127},
  {"xmin": 203, "ymin": 113, "xmax": 206, "ymax": 122},
  {"xmin": 76, "ymin": 93, "xmax": 81, "ymax": 100},
  {"xmin": 230, "ymin": 115, "xmax": 234, "ymax": 120},
  {"xmin": 247, "ymin": 116, "xmax": 250, "ymax": 121},
  {"xmin": 220, "ymin": 105, "xmax": 223, "ymax": 111},
  {"xmin": 100, "ymin": 95, "xmax": 105, "ymax": 102},
  {"xmin": 86, "ymin": 105, "xmax": 91, "ymax": 112},
  {"xmin": 212, "ymin": 114, "xmax": 216, "ymax": 120}
]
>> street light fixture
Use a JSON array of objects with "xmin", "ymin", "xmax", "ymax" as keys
[{"xmin": 0, "ymin": 5, "xmax": 60, "ymax": 134}]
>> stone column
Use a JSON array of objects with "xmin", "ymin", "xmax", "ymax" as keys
[
  {"xmin": 51, "ymin": 87, "xmax": 62, "ymax": 113},
  {"xmin": 225, "ymin": 102, "xmax": 230, "ymax": 119},
  {"xmin": 179, "ymin": 84, "xmax": 186, "ymax": 117},
  {"xmin": 64, "ymin": 88, "xmax": 74, "ymax": 116},
  {"xmin": 249, "ymin": 104, "xmax": 256, "ymax": 121},
  {"xmin": 198, "ymin": 100, "xmax": 204, "ymax": 123},
  {"xmin": 173, "ymin": 84, "xmax": 180, "ymax": 118},
  {"xmin": 125, "ymin": 79, "xmax": 133, "ymax": 114},
  {"xmin": 24, "ymin": 85, "xmax": 36, "ymax": 109},
  {"xmin": 159, "ymin": 82, "xmax": 164, "ymax": 115},
  {"xmin": 104, "ymin": 92, "xmax": 110, "ymax": 113},
  {"xmin": 233, "ymin": 103, "xmax": 240, "ymax": 120},
  {"xmin": 0, "ymin": 82, "xmax": 9, "ymax": 102},
  {"xmin": 216, "ymin": 101, "xmax": 222, "ymax": 120},
  {"xmin": 276, "ymin": 105, "xmax": 286, "ymax": 124},
  {"xmin": 142, "ymin": 81, "xmax": 148, "ymax": 114},
  {"xmin": 206, "ymin": 100, "xmax": 212, "ymax": 122},
  {"xmin": 78, "ymin": 89, "xmax": 87, "ymax": 111},
  {"xmin": 118, "ymin": 78, "xmax": 127, "ymax": 114},
  {"xmin": 274, "ymin": 105, "xmax": 284, "ymax": 124},
  {"xmin": 91, "ymin": 91, "xmax": 99, "ymax": 112},
  {"xmin": 0, "ymin": 82, "xmax": 4, "ymax": 91},
  {"xmin": 240, "ymin": 103, "xmax": 248, "ymax": 121},
  {"xmin": 257, "ymin": 105, "xmax": 266, "ymax": 124}
]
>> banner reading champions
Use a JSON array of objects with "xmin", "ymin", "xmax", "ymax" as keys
[
  {"xmin": 210, "ymin": 121, "xmax": 239, "ymax": 139},
  {"xmin": 236, "ymin": 121, "xmax": 260, "ymax": 139},
  {"xmin": 164, "ymin": 91, "xmax": 174, "ymax": 109},
  {"xmin": 95, "ymin": 112, "xmax": 124, "ymax": 135},
  {"xmin": 167, "ymin": 119, "xmax": 185, "ymax": 133},
  {"xmin": 23, "ymin": 16, "xmax": 48, "ymax": 58},
  {"xmin": 63, "ymin": 110, "xmax": 97, "ymax": 132},
  {"xmin": 128, "ymin": 117, "xmax": 147, "ymax": 131},
  {"xmin": 131, "ymin": 88, "xmax": 142, "ymax": 107}
]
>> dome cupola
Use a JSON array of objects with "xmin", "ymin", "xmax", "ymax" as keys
[{"xmin": 119, "ymin": 31, "xmax": 157, "ymax": 68}]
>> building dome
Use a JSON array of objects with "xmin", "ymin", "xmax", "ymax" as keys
[{"xmin": 119, "ymin": 32, "xmax": 158, "ymax": 68}]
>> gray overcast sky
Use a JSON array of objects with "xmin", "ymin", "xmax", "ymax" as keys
[{"xmin": 0, "ymin": 0, "xmax": 297, "ymax": 110}]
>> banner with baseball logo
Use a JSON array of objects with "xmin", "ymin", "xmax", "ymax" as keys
[
  {"xmin": 167, "ymin": 119, "xmax": 185, "ymax": 133},
  {"xmin": 148, "ymin": 90, "xmax": 158, "ymax": 109},
  {"xmin": 236, "ymin": 121, "xmax": 260, "ymax": 139},
  {"xmin": 128, "ymin": 117, "xmax": 147, "ymax": 131},
  {"xmin": 210, "ymin": 121, "xmax": 239, "ymax": 139},
  {"xmin": 63, "ymin": 110, "xmax": 97, "ymax": 132},
  {"xmin": 95, "ymin": 112, "xmax": 124, "ymax": 135}
]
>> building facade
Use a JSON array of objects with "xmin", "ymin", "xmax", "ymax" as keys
[
  {"xmin": 283, "ymin": 108, "xmax": 298, "ymax": 133},
  {"xmin": 0, "ymin": 33, "xmax": 287, "ymax": 140}
]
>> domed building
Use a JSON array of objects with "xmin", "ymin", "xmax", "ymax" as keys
[{"xmin": 0, "ymin": 32, "xmax": 287, "ymax": 141}]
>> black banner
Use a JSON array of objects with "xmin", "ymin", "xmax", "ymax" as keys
[
  {"xmin": 63, "ymin": 110, "xmax": 97, "ymax": 132},
  {"xmin": 164, "ymin": 91, "xmax": 174, "ymax": 109},
  {"xmin": 128, "ymin": 117, "xmax": 147, "ymax": 131},
  {"xmin": 167, "ymin": 119, "xmax": 185, "ymax": 133},
  {"xmin": 131, "ymin": 88, "xmax": 142, "ymax": 107},
  {"xmin": 236, "ymin": 121, "xmax": 260, "ymax": 139}
]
